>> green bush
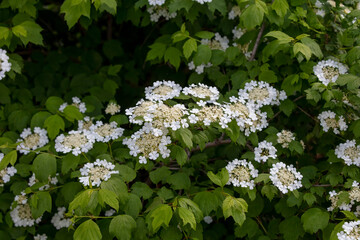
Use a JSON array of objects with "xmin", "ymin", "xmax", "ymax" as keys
[{"xmin": 0, "ymin": 0, "xmax": 360, "ymax": 239}]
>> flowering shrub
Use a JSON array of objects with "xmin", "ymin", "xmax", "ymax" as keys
[{"xmin": 0, "ymin": 0, "xmax": 360, "ymax": 239}]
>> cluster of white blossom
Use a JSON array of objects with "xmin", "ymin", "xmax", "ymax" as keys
[
  {"xmin": 148, "ymin": 0, "xmax": 165, "ymax": 6},
  {"xmin": 201, "ymin": 33, "xmax": 229, "ymax": 51},
  {"xmin": 147, "ymin": 6, "xmax": 177, "ymax": 22},
  {"xmin": 314, "ymin": 0, "xmax": 326, "ymax": 17},
  {"xmin": 193, "ymin": 0, "xmax": 212, "ymax": 4},
  {"xmin": 318, "ymin": 110, "xmax": 348, "ymax": 134},
  {"xmin": 254, "ymin": 140, "xmax": 277, "ymax": 163},
  {"xmin": 59, "ymin": 97, "xmax": 87, "ymax": 113},
  {"xmin": 335, "ymin": 140, "xmax": 360, "ymax": 166},
  {"xmin": 328, "ymin": 182, "xmax": 360, "ymax": 213},
  {"xmin": 269, "ymin": 162, "xmax": 303, "ymax": 194},
  {"xmin": 226, "ymin": 159, "xmax": 258, "ymax": 189},
  {"xmin": 228, "ymin": 6, "xmax": 241, "ymax": 19},
  {"xmin": 79, "ymin": 159, "xmax": 119, "ymax": 187},
  {"xmin": 337, "ymin": 220, "xmax": 360, "ymax": 240},
  {"xmin": 0, "ymin": 49, "xmax": 11, "ymax": 80},
  {"xmin": 10, "ymin": 194, "xmax": 42, "ymax": 227},
  {"xmin": 51, "ymin": 207, "xmax": 72, "ymax": 229},
  {"xmin": 203, "ymin": 216, "xmax": 213, "ymax": 224},
  {"xmin": 77, "ymin": 116, "xmax": 94, "ymax": 131},
  {"xmin": 28, "ymin": 173, "xmax": 58, "ymax": 191},
  {"xmin": 327, "ymin": 190, "xmax": 352, "ymax": 212},
  {"xmin": 55, "ymin": 130, "xmax": 95, "ymax": 156},
  {"xmin": 232, "ymin": 26, "xmax": 245, "ymax": 40},
  {"xmin": 0, "ymin": 153, "xmax": 17, "ymax": 187},
  {"xmin": 105, "ymin": 102, "xmax": 121, "ymax": 115},
  {"xmin": 313, "ymin": 59, "xmax": 348, "ymax": 86},
  {"xmin": 188, "ymin": 61, "xmax": 212, "ymax": 74},
  {"xmin": 183, "ymin": 83, "xmax": 219, "ymax": 101},
  {"xmin": 145, "ymin": 80, "xmax": 182, "ymax": 101},
  {"xmin": 276, "ymin": 130, "xmax": 295, "ymax": 148},
  {"xmin": 125, "ymin": 99, "xmax": 157, "ymax": 125},
  {"xmin": 34, "ymin": 234, "xmax": 47, "ymax": 240},
  {"xmin": 16, "ymin": 127, "xmax": 49, "ymax": 155},
  {"xmin": 87, "ymin": 121, "xmax": 124, "ymax": 143},
  {"xmin": 189, "ymin": 102, "xmax": 225, "ymax": 126}
]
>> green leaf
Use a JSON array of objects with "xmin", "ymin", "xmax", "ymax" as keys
[
  {"xmin": 131, "ymin": 182, "xmax": 153, "ymax": 200},
  {"xmin": 74, "ymin": 220, "xmax": 102, "ymax": 240},
  {"xmin": 109, "ymin": 215, "xmax": 136, "ymax": 240},
  {"xmin": 124, "ymin": 193, "xmax": 142, "ymax": 218},
  {"xmin": 208, "ymin": 0, "xmax": 227, "ymax": 15},
  {"xmin": 13, "ymin": 21, "xmax": 43, "ymax": 45},
  {"xmin": 101, "ymin": 176, "xmax": 128, "ymax": 199},
  {"xmin": 118, "ymin": 165, "xmax": 136, "ymax": 182},
  {"xmin": 293, "ymin": 42, "xmax": 312, "ymax": 61},
  {"xmin": 346, "ymin": 46, "xmax": 360, "ymax": 64},
  {"xmin": 272, "ymin": 0, "xmax": 289, "ymax": 17},
  {"xmin": 168, "ymin": 0, "xmax": 194, "ymax": 12},
  {"xmin": 30, "ymin": 111, "xmax": 52, "ymax": 129},
  {"xmin": 164, "ymin": 47, "xmax": 182, "ymax": 70},
  {"xmin": 148, "ymin": 204, "xmax": 173, "ymax": 233},
  {"xmin": 45, "ymin": 96, "xmax": 64, "ymax": 114},
  {"xmin": 301, "ymin": 37, "xmax": 323, "ymax": 59},
  {"xmin": 261, "ymin": 185, "xmax": 278, "ymax": 201},
  {"xmin": 195, "ymin": 31, "xmax": 215, "ymax": 39},
  {"xmin": 279, "ymin": 216, "xmax": 304, "ymax": 240},
  {"xmin": 146, "ymin": 43, "xmax": 166, "ymax": 61},
  {"xmin": 61, "ymin": 154, "xmax": 81, "ymax": 174},
  {"xmin": 99, "ymin": 189, "xmax": 119, "ymax": 211},
  {"xmin": 303, "ymin": 193, "xmax": 316, "ymax": 206},
  {"xmin": 183, "ymin": 39, "xmax": 197, "ymax": 59},
  {"xmin": 60, "ymin": 0, "xmax": 91, "ymax": 29},
  {"xmin": 265, "ymin": 31, "xmax": 294, "ymax": 44},
  {"xmin": 193, "ymin": 191, "xmax": 221, "ymax": 215},
  {"xmin": 44, "ymin": 115, "xmax": 65, "ymax": 140},
  {"xmin": 330, "ymin": 222, "xmax": 344, "ymax": 240},
  {"xmin": 240, "ymin": 3, "xmax": 265, "ymax": 29},
  {"xmin": 207, "ymin": 168, "xmax": 229, "ymax": 187},
  {"xmin": 150, "ymin": 167, "xmax": 171, "ymax": 184},
  {"xmin": 193, "ymin": 44, "xmax": 212, "ymax": 66},
  {"xmin": 95, "ymin": 0, "xmax": 117, "ymax": 14},
  {"xmin": 167, "ymin": 172, "xmax": 191, "ymax": 190},
  {"xmin": 175, "ymin": 128, "xmax": 193, "ymax": 149},
  {"xmin": 32, "ymin": 153, "xmax": 57, "ymax": 182},
  {"xmin": 301, "ymin": 208, "xmax": 329, "ymax": 234},
  {"xmin": 0, "ymin": 27, "xmax": 10, "ymax": 41},
  {"xmin": 289, "ymin": 141, "xmax": 304, "ymax": 154},
  {"xmin": 63, "ymin": 105, "xmax": 83, "ymax": 121},
  {"xmin": 170, "ymin": 145, "xmax": 188, "ymax": 166},
  {"xmin": 222, "ymin": 196, "xmax": 248, "ymax": 226},
  {"xmin": 279, "ymin": 99, "xmax": 296, "ymax": 117},
  {"xmin": 178, "ymin": 207, "xmax": 196, "ymax": 230},
  {"xmin": 0, "ymin": 150, "xmax": 17, "ymax": 170},
  {"xmin": 29, "ymin": 191, "xmax": 52, "ymax": 219}
]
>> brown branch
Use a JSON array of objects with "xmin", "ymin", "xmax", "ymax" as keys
[
  {"xmin": 249, "ymin": 22, "xmax": 266, "ymax": 61},
  {"xmin": 297, "ymin": 106, "xmax": 319, "ymax": 122}
]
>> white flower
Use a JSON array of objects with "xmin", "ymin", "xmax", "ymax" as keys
[
  {"xmin": 147, "ymin": 5, "xmax": 177, "ymax": 22},
  {"xmin": 335, "ymin": 140, "xmax": 360, "ymax": 166},
  {"xmin": 327, "ymin": 190, "xmax": 353, "ymax": 211},
  {"xmin": 105, "ymin": 209, "xmax": 116, "ymax": 217},
  {"xmin": 337, "ymin": 220, "xmax": 360, "ymax": 240},
  {"xmin": 182, "ymin": 83, "xmax": 220, "ymax": 101},
  {"xmin": 55, "ymin": 130, "xmax": 95, "ymax": 156},
  {"xmin": 269, "ymin": 162, "xmax": 303, "ymax": 194},
  {"xmin": 232, "ymin": 26, "xmax": 245, "ymax": 40},
  {"xmin": 34, "ymin": 234, "xmax": 47, "ymax": 240},
  {"xmin": 276, "ymin": 130, "xmax": 295, "ymax": 148},
  {"xmin": 79, "ymin": 159, "xmax": 119, "ymax": 187},
  {"xmin": 187, "ymin": 61, "xmax": 212, "ymax": 74},
  {"xmin": 87, "ymin": 121, "xmax": 124, "ymax": 143},
  {"xmin": 105, "ymin": 102, "xmax": 121, "ymax": 115},
  {"xmin": 203, "ymin": 216, "xmax": 213, "ymax": 224},
  {"xmin": 318, "ymin": 110, "xmax": 348, "ymax": 134},
  {"xmin": 228, "ymin": 6, "xmax": 241, "ymax": 19},
  {"xmin": 15, "ymin": 191, "xmax": 27, "ymax": 205},
  {"xmin": 10, "ymin": 194, "xmax": 42, "ymax": 227},
  {"xmin": 0, "ymin": 154, "xmax": 16, "ymax": 186},
  {"xmin": 226, "ymin": 159, "xmax": 258, "ymax": 189},
  {"xmin": 313, "ymin": 59, "xmax": 348, "ymax": 86},
  {"xmin": 59, "ymin": 97, "xmax": 87, "ymax": 113},
  {"xmin": 51, "ymin": 207, "xmax": 72, "ymax": 230},
  {"xmin": 0, "ymin": 49, "xmax": 11, "ymax": 80},
  {"xmin": 254, "ymin": 141, "xmax": 277, "ymax": 163},
  {"xmin": 189, "ymin": 103, "xmax": 224, "ymax": 126},
  {"xmin": 201, "ymin": 33, "xmax": 229, "ymax": 51},
  {"xmin": 148, "ymin": 0, "xmax": 165, "ymax": 6},
  {"xmin": 16, "ymin": 127, "xmax": 49, "ymax": 155},
  {"xmin": 193, "ymin": 0, "xmax": 212, "ymax": 4},
  {"xmin": 77, "ymin": 116, "xmax": 94, "ymax": 131},
  {"xmin": 145, "ymin": 80, "xmax": 182, "ymax": 101},
  {"xmin": 28, "ymin": 173, "xmax": 58, "ymax": 191},
  {"xmin": 125, "ymin": 99, "xmax": 157, "ymax": 125}
]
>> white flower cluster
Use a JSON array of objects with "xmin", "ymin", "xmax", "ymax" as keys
[
  {"xmin": 148, "ymin": 0, "xmax": 165, "ymax": 6},
  {"xmin": 145, "ymin": 80, "xmax": 182, "ymax": 101},
  {"xmin": 189, "ymin": 102, "xmax": 225, "ymax": 126},
  {"xmin": 318, "ymin": 110, "xmax": 348, "ymax": 134},
  {"xmin": 16, "ymin": 127, "xmax": 49, "ymax": 155},
  {"xmin": 327, "ymin": 181, "xmax": 360, "ymax": 213},
  {"xmin": 313, "ymin": 59, "xmax": 348, "ymax": 86},
  {"xmin": 226, "ymin": 159, "xmax": 258, "ymax": 189},
  {"xmin": 335, "ymin": 140, "xmax": 360, "ymax": 166},
  {"xmin": 10, "ymin": 194, "xmax": 42, "ymax": 227},
  {"xmin": 59, "ymin": 97, "xmax": 87, "ymax": 113},
  {"xmin": 276, "ymin": 130, "xmax": 295, "ymax": 148},
  {"xmin": 327, "ymin": 190, "xmax": 352, "ymax": 212},
  {"xmin": 125, "ymin": 99, "xmax": 157, "ymax": 125},
  {"xmin": 183, "ymin": 83, "xmax": 220, "ymax": 101},
  {"xmin": 0, "ymin": 49, "xmax": 11, "ymax": 80},
  {"xmin": 269, "ymin": 162, "xmax": 303, "ymax": 194},
  {"xmin": 34, "ymin": 234, "xmax": 47, "ymax": 240},
  {"xmin": 314, "ymin": 0, "xmax": 326, "ymax": 17},
  {"xmin": 337, "ymin": 221, "xmax": 360, "ymax": 240},
  {"xmin": 28, "ymin": 173, "xmax": 58, "ymax": 191},
  {"xmin": 203, "ymin": 216, "xmax": 213, "ymax": 224},
  {"xmin": 79, "ymin": 159, "xmax": 119, "ymax": 187},
  {"xmin": 228, "ymin": 6, "xmax": 241, "ymax": 19},
  {"xmin": 193, "ymin": 0, "xmax": 212, "ymax": 4},
  {"xmin": 77, "ymin": 116, "xmax": 94, "ymax": 131},
  {"xmin": 147, "ymin": 6, "xmax": 177, "ymax": 22},
  {"xmin": 123, "ymin": 126, "xmax": 171, "ymax": 164},
  {"xmin": 0, "ymin": 153, "xmax": 17, "ymax": 187},
  {"xmin": 51, "ymin": 207, "xmax": 72, "ymax": 229},
  {"xmin": 201, "ymin": 33, "xmax": 229, "ymax": 51},
  {"xmin": 233, "ymin": 42, "xmax": 252, "ymax": 60},
  {"xmin": 88, "ymin": 121, "xmax": 124, "ymax": 143},
  {"xmin": 105, "ymin": 102, "xmax": 121, "ymax": 115},
  {"xmin": 254, "ymin": 140, "xmax": 277, "ymax": 163},
  {"xmin": 188, "ymin": 61, "xmax": 212, "ymax": 74},
  {"xmin": 105, "ymin": 209, "xmax": 116, "ymax": 217},
  {"xmin": 55, "ymin": 130, "xmax": 95, "ymax": 156},
  {"xmin": 232, "ymin": 26, "xmax": 245, "ymax": 40}
]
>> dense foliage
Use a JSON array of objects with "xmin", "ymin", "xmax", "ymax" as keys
[{"xmin": 0, "ymin": 0, "xmax": 360, "ymax": 239}]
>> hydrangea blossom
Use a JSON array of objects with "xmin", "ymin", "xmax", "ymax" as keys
[
  {"xmin": 226, "ymin": 159, "xmax": 258, "ymax": 189},
  {"xmin": 182, "ymin": 83, "xmax": 219, "ymax": 101},
  {"xmin": 145, "ymin": 80, "xmax": 182, "ymax": 102},
  {"xmin": 188, "ymin": 103, "xmax": 224, "ymax": 126},
  {"xmin": 105, "ymin": 102, "xmax": 121, "ymax": 115},
  {"xmin": 318, "ymin": 110, "xmax": 348, "ymax": 134},
  {"xmin": 201, "ymin": 33, "xmax": 229, "ymax": 51},
  {"xmin": 59, "ymin": 97, "xmax": 87, "ymax": 113},
  {"xmin": 0, "ymin": 153, "xmax": 17, "ymax": 187},
  {"xmin": 125, "ymin": 99, "xmax": 157, "ymax": 125},
  {"xmin": 55, "ymin": 130, "xmax": 95, "ymax": 156},
  {"xmin": 16, "ymin": 127, "xmax": 49, "ymax": 155},
  {"xmin": 0, "ymin": 49, "xmax": 11, "ymax": 80},
  {"xmin": 276, "ymin": 130, "xmax": 295, "ymax": 148},
  {"xmin": 147, "ymin": 6, "xmax": 177, "ymax": 22},
  {"xmin": 79, "ymin": 159, "xmax": 119, "ymax": 187},
  {"xmin": 313, "ymin": 59, "xmax": 348, "ymax": 86},
  {"xmin": 77, "ymin": 116, "xmax": 94, "ymax": 131},
  {"xmin": 269, "ymin": 162, "xmax": 303, "ymax": 194},
  {"xmin": 335, "ymin": 140, "xmax": 360, "ymax": 166},
  {"xmin": 254, "ymin": 140, "xmax": 277, "ymax": 163},
  {"xmin": 337, "ymin": 220, "xmax": 360, "ymax": 240},
  {"xmin": 188, "ymin": 61, "xmax": 212, "ymax": 74},
  {"xmin": 10, "ymin": 195, "xmax": 42, "ymax": 227},
  {"xmin": 238, "ymin": 81, "xmax": 282, "ymax": 108},
  {"xmin": 241, "ymin": 110, "xmax": 268, "ymax": 136},
  {"xmin": 51, "ymin": 207, "xmax": 72, "ymax": 229},
  {"xmin": 88, "ymin": 121, "xmax": 124, "ymax": 143},
  {"xmin": 123, "ymin": 126, "xmax": 171, "ymax": 164}
]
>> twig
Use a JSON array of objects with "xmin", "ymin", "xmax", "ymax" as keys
[
  {"xmin": 249, "ymin": 22, "xmax": 266, "ymax": 61},
  {"xmin": 107, "ymin": 14, "xmax": 113, "ymax": 40},
  {"xmin": 190, "ymin": 138, "xmax": 232, "ymax": 153},
  {"xmin": 297, "ymin": 106, "xmax": 319, "ymax": 122}
]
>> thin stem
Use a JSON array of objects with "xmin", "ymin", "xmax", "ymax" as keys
[
  {"xmin": 256, "ymin": 216, "xmax": 268, "ymax": 234},
  {"xmin": 249, "ymin": 22, "xmax": 266, "ymax": 61},
  {"xmin": 73, "ymin": 215, "xmax": 114, "ymax": 219},
  {"xmin": 82, "ymin": 152, "xmax": 90, "ymax": 162},
  {"xmin": 108, "ymin": 142, "xmax": 113, "ymax": 158},
  {"xmin": 297, "ymin": 106, "xmax": 319, "ymax": 122}
]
